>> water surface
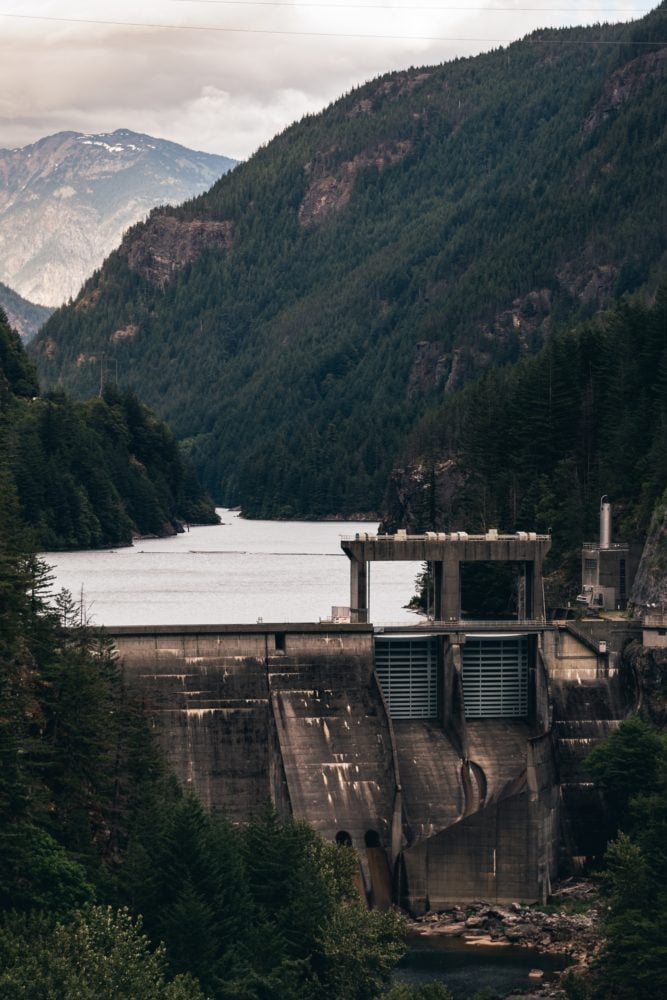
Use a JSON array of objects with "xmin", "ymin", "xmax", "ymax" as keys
[
  {"xmin": 43, "ymin": 510, "xmax": 421, "ymax": 627},
  {"xmin": 397, "ymin": 935, "xmax": 570, "ymax": 998}
]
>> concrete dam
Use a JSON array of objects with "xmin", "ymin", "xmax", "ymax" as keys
[{"xmin": 109, "ymin": 531, "xmax": 630, "ymax": 911}]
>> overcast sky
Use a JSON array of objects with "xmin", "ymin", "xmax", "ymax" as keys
[{"xmin": 0, "ymin": 1, "xmax": 654, "ymax": 160}]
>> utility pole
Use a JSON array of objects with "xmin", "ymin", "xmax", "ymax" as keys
[{"xmin": 99, "ymin": 356, "xmax": 118, "ymax": 395}]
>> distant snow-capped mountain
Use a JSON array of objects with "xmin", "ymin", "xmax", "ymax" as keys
[{"xmin": 0, "ymin": 129, "xmax": 237, "ymax": 305}]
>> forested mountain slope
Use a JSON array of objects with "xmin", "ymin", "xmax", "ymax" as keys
[
  {"xmin": 0, "ymin": 310, "xmax": 217, "ymax": 549},
  {"xmin": 32, "ymin": 6, "xmax": 667, "ymax": 519},
  {"xmin": 381, "ymin": 289, "xmax": 667, "ymax": 589}
]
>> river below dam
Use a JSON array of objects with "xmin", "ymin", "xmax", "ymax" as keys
[
  {"xmin": 42, "ymin": 509, "xmax": 420, "ymax": 627},
  {"xmin": 397, "ymin": 935, "xmax": 570, "ymax": 998}
]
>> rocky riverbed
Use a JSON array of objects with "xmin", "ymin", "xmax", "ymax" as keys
[{"xmin": 407, "ymin": 879, "xmax": 602, "ymax": 998}]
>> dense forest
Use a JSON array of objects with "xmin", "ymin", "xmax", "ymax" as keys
[
  {"xmin": 563, "ymin": 716, "xmax": 667, "ymax": 1000},
  {"xmin": 0, "ymin": 309, "xmax": 218, "ymax": 550},
  {"xmin": 384, "ymin": 287, "xmax": 667, "ymax": 574},
  {"xmin": 30, "ymin": 6, "xmax": 667, "ymax": 521}
]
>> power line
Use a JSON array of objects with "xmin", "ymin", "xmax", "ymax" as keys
[
  {"xmin": 0, "ymin": 10, "xmax": 663, "ymax": 44},
  {"xmin": 169, "ymin": 1, "xmax": 653, "ymax": 11}
]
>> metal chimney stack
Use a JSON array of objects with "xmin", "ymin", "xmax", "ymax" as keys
[{"xmin": 600, "ymin": 500, "xmax": 612, "ymax": 550}]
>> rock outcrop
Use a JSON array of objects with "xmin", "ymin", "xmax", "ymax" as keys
[
  {"xmin": 411, "ymin": 886, "xmax": 601, "ymax": 966},
  {"xmin": 379, "ymin": 459, "xmax": 467, "ymax": 535},
  {"xmin": 630, "ymin": 493, "xmax": 667, "ymax": 610},
  {"xmin": 626, "ymin": 640, "xmax": 667, "ymax": 728},
  {"xmin": 122, "ymin": 215, "xmax": 233, "ymax": 288},
  {"xmin": 298, "ymin": 140, "xmax": 412, "ymax": 226}
]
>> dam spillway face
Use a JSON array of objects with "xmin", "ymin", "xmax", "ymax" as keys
[
  {"xmin": 108, "ymin": 530, "xmax": 634, "ymax": 909},
  {"xmin": 110, "ymin": 620, "xmax": 583, "ymax": 910}
]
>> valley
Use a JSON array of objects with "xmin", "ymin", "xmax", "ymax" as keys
[{"xmin": 0, "ymin": 3, "xmax": 666, "ymax": 998}]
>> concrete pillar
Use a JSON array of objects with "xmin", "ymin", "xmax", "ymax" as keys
[
  {"xmin": 517, "ymin": 565, "xmax": 526, "ymax": 620},
  {"xmin": 529, "ymin": 559, "xmax": 545, "ymax": 621},
  {"xmin": 350, "ymin": 557, "xmax": 368, "ymax": 624},
  {"xmin": 433, "ymin": 561, "xmax": 444, "ymax": 622},
  {"xmin": 442, "ymin": 553, "xmax": 461, "ymax": 621}
]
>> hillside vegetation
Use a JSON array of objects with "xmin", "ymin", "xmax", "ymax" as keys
[
  {"xmin": 31, "ymin": 7, "xmax": 666, "ymax": 522},
  {"xmin": 0, "ymin": 310, "xmax": 217, "ymax": 549},
  {"xmin": 383, "ymin": 288, "xmax": 667, "ymax": 576}
]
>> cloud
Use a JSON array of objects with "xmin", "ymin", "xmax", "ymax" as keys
[{"xmin": 0, "ymin": 1, "xmax": 651, "ymax": 158}]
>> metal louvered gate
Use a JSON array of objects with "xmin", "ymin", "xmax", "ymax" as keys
[
  {"xmin": 461, "ymin": 634, "xmax": 529, "ymax": 718},
  {"xmin": 375, "ymin": 636, "xmax": 438, "ymax": 719}
]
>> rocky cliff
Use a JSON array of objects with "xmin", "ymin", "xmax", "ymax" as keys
[
  {"xmin": 631, "ymin": 493, "xmax": 667, "ymax": 610},
  {"xmin": 379, "ymin": 460, "xmax": 467, "ymax": 534}
]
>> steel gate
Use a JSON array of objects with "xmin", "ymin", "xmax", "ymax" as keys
[
  {"xmin": 374, "ymin": 636, "xmax": 438, "ymax": 719},
  {"xmin": 461, "ymin": 634, "xmax": 529, "ymax": 718}
]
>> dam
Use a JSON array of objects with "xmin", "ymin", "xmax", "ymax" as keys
[{"xmin": 108, "ymin": 530, "xmax": 629, "ymax": 911}]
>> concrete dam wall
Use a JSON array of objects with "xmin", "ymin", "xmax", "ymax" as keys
[{"xmin": 110, "ymin": 621, "xmax": 572, "ymax": 911}]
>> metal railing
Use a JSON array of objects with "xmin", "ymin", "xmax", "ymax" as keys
[
  {"xmin": 341, "ymin": 532, "xmax": 551, "ymax": 542},
  {"xmin": 582, "ymin": 542, "xmax": 630, "ymax": 550},
  {"xmin": 372, "ymin": 619, "xmax": 551, "ymax": 631}
]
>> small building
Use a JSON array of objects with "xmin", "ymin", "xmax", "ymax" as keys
[
  {"xmin": 642, "ymin": 611, "xmax": 667, "ymax": 649},
  {"xmin": 579, "ymin": 501, "xmax": 642, "ymax": 610}
]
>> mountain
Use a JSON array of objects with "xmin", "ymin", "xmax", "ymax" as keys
[
  {"xmin": 0, "ymin": 130, "xmax": 237, "ymax": 306},
  {"xmin": 0, "ymin": 282, "xmax": 53, "ymax": 343},
  {"xmin": 30, "ymin": 7, "xmax": 667, "ymax": 520}
]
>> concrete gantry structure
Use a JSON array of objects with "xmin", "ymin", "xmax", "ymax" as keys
[{"xmin": 341, "ymin": 530, "xmax": 552, "ymax": 623}]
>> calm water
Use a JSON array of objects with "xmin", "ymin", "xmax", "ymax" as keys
[
  {"xmin": 43, "ymin": 509, "xmax": 421, "ymax": 627},
  {"xmin": 397, "ymin": 935, "xmax": 570, "ymax": 999}
]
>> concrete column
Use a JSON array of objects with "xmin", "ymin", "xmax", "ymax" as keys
[
  {"xmin": 525, "ymin": 562, "xmax": 534, "ymax": 619},
  {"xmin": 442, "ymin": 553, "xmax": 461, "ymax": 621},
  {"xmin": 528, "ymin": 559, "xmax": 545, "ymax": 621},
  {"xmin": 350, "ymin": 557, "xmax": 368, "ymax": 624},
  {"xmin": 433, "ymin": 561, "xmax": 444, "ymax": 622},
  {"xmin": 517, "ymin": 565, "xmax": 526, "ymax": 620}
]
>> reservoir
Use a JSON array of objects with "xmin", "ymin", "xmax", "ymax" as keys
[{"xmin": 43, "ymin": 509, "xmax": 420, "ymax": 626}]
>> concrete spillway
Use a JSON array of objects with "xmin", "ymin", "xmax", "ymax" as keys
[
  {"xmin": 104, "ymin": 527, "xmax": 636, "ymax": 908},
  {"xmin": 109, "ymin": 620, "xmax": 581, "ymax": 910}
]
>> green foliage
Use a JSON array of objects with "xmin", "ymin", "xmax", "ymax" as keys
[
  {"xmin": 0, "ymin": 825, "xmax": 94, "ymax": 913},
  {"xmin": 318, "ymin": 902, "xmax": 407, "ymax": 1000},
  {"xmin": 582, "ymin": 716, "xmax": 667, "ymax": 999},
  {"xmin": 0, "ymin": 906, "xmax": 209, "ymax": 999},
  {"xmin": 123, "ymin": 803, "xmax": 407, "ymax": 1000},
  {"xmin": 0, "ymin": 307, "xmax": 39, "ymax": 399},
  {"xmin": 407, "ymin": 288, "xmax": 667, "ymax": 568},
  {"xmin": 586, "ymin": 716, "xmax": 665, "ymax": 830},
  {"xmin": 385, "ymin": 984, "xmax": 454, "ymax": 1000},
  {"xmin": 0, "ymin": 309, "xmax": 217, "ymax": 549},
  {"xmin": 127, "ymin": 796, "xmax": 253, "ymax": 994},
  {"xmin": 30, "ymin": 7, "xmax": 667, "ymax": 519},
  {"xmin": 0, "ymin": 471, "xmax": 168, "ymax": 906}
]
